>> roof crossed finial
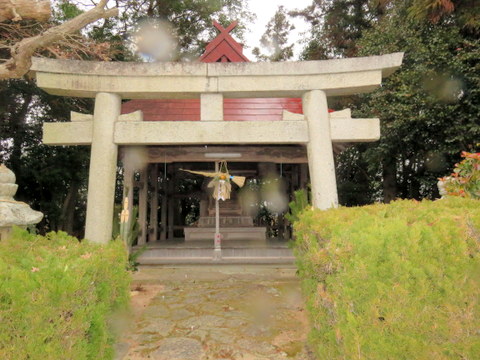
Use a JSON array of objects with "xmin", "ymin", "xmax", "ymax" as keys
[
  {"xmin": 213, "ymin": 20, "xmax": 237, "ymax": 34},
  {"xmin": 200, "ymin": 21, "xmax": 249, "ymax": 63}
]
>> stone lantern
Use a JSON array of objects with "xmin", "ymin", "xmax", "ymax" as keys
[{"xmin": 0, "ymin": 164, "xmax": 43, "ymax": 240}]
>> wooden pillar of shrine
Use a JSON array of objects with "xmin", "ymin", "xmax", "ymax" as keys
[
  {"xmin": 277, "ymin": 163, "xmax": 285, "ymax": 240},
  {"xmin": 123, "ymin": 164, "xmax": 134, "ymax": 243},
  {"xmin": 167, "ymin": 165, "xmax": 175, "ymax": 240},
  {"xmin": 138, "ymin": 166, "xmax": 148, "ymax": 245},
  {"xmin": 149, "ymin": 164, "xmax": 159, "ymax": 243},
  {"xmin": 285, "ymin": 164, "xmax": 296, "ymax": 240},
  {"xmin": 299, "ymin": 163, "xmax": 309, "ymax": 189},
  {"xmin": 160, "ymin": 172, "xmax": 167, "ymax": 241}
]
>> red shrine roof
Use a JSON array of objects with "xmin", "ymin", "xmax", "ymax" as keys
[{"xmin": 121, "ymin": 21, "xmax": 304, "ymax": 121}]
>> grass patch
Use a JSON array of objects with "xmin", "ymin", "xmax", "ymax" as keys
[
  {"xmin": 293, "ymin": 198, "xmax": 480, "ymax": 360},
  {"xmin": 0, "ymin": 228, "xmax": 131, "ymax": 360}
]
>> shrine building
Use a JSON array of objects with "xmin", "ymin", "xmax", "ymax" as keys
[{"xmin": 31, "ymin": 21, "xmax": 403, "ymax": 263}]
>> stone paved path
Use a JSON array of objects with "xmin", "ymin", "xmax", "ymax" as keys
[{"xmin": 116, "ymin": 265, "xmax": 314, "ymax": 360}]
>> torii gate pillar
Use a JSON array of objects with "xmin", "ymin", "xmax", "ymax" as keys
[
  {"xmin": 84, "ymin": 92, "xmax": 121, "ymax": 244},
  {"xmin": 303, "ymin": 90, "xmax": 339, "ymax": 209}
]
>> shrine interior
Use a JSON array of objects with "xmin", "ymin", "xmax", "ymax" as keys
[{"xmin": 120, "ymin": 145, "xmax": 310, "ymax": 246}]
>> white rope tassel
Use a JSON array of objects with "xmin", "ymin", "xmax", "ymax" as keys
[{"xmin": 218, "ymin": 180, "xmax": 226, "ymax": 201}]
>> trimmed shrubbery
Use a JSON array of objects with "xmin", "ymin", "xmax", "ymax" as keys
[
  {"xmin": 293, "ymin": 198, "xmax": 480, "ymax": 360},
  {"xmin": 0, "ymin": 228, "xmax": 131, "ymax": 360}
]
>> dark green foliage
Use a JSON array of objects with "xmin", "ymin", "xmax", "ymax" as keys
[
  {"xmin": 352, "ymin": 12, "xmax": 480, "ymax": 202},
  {"xmin": 0, "ymin": 228, "xmax": 131, "ymax": 360},
  {"xmin": 112, "ymin": 204, "xmax": 140, "ymax": 247},
  {"xmin": 285, "ymin": 188, "xmax": 310, "ymax": 224},
  {"xmin": 336, "ymin": 144, "xmax": 380, "ymax": 206},
  {"xmin": 293, "ymin": 198, "xmax": 480, "ymax": 359},
  {"xmin": 54, "ymin": 0, "xmax": 84, "ymax": 22},
  {"xmin": 0, "ymin": 80, "xmax": 92, "ymax": 235},
  {"xmin": 112, "ymin": 204, "xmax": 145, "ymax": 271},
  {"xmin": 294, "ymin": 0, "xmax": 380, "ymax": 60},
  {"xmin": 125, "ymin": 245, "xmax": 146, "ymax": 272},
  {"xmin": 295, "ymin": 1, "xmax": 479, "ymax": 204}
]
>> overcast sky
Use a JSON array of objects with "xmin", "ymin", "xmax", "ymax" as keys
[{"xmin": 244, "ymin": 0, "xmax": 313, "ymax": 60}]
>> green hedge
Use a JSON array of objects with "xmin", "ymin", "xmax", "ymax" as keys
[
  {"xmin": 0, "ymin": 228, "xmax": 131, "ymax": 360},
  {"xmin": 293, "ymin": 198, "xmax": 480, "ymax": 360}
]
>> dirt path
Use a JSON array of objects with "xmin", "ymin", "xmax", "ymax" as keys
[{"xmin": 115, "ymin": 265, "xmax": 314, "ymax": 360}]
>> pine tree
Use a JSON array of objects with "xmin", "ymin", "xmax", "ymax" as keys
[{"xmin": 252, "ymin": 6, "xmax": 295, "ymax": 62}]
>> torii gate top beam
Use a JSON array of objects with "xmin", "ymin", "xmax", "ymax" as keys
[{"xmin": 30, "ymin": 53, "xmax": 403, "ymax": 99}]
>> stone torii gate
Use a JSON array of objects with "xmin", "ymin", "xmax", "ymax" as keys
[{"xmin": 32, "ymin": 52, "xmax": 403, "ymax": 244}]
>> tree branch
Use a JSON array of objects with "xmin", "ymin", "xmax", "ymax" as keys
[
  {"xmin": 0, "ymin": 0, "xmax": 50, "ymax": 22},
  {"xmin": 0, "ymin": 0, "xmax": 118, "ymax": 80}
]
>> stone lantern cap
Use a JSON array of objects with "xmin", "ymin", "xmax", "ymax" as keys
[{"xmin": 0, "ymin": 164, "xmax": 43, "ymax": 228}]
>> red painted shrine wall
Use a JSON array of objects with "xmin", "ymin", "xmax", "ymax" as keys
[{"xmin": 121, "ymin": 98, "xmax": 304, "ymax": 122}]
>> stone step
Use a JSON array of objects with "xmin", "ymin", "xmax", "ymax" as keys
[
  {"xmin": 137, "ymin": 246, "xmax": 295, "ymax": 265},
  {"xmin": 138, "ymin": 256, "xmax": 295, "ymax": 265},
  {"xmin": 207, "ymin": 209, "xmax": 243, "ymax": 216},
  {"xmin": 138, "ymin": 246, "xmax": 293, "ymax": 258},
  {"xmin": 184, "ymin": 226, "xmax": 266, "ymax": 241},
  {"xmin": 197, "ymin": 216, "xmax": 253, "ymax": 227}
]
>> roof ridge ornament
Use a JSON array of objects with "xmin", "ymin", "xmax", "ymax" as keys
[{"xmin": 199, "ymin": 21, "xmax": 249, "ymax": 63}]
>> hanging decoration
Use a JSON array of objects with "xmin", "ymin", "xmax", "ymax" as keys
[{"xmin": 180, "ymin": 161, "xmax": 245, "ymax": 201}]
